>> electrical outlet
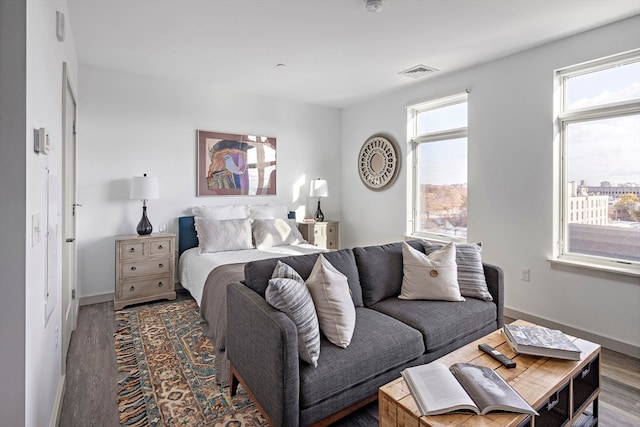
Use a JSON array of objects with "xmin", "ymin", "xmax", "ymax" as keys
[{"xmin": 520, "ymin": 268, "xmax": 530, "ymax": 282}]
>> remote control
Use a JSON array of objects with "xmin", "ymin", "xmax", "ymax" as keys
[{"xmin": 478, "ymin": 343, "xmax": 516, "ymax": 368}]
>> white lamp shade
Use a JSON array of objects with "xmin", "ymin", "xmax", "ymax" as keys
[
  {"xmin": 130, "ymin": 175, "xmax": 159, "ymax": 200},
  {"xmin": 309, "ymin": 179, "xmax": 329, "ymax": 198}
]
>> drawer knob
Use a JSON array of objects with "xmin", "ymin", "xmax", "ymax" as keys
[
  {"xmin": 130, "ymin": 286, "xmax": 135, "ymax": 292},
  {"xmin": 158, "ymin": 263, "xmax": 164, "ymax": 268},
  {"xmin": 157, "ymin": 281, "xmax": 163, "ymax": 287},
  {"xmin": 158, "ymin": 244, "xmax": 163, "ymax": 249},
  {"xmin": 129, "ymin": 248, "xmax": 135, "ymax": 253},
  {"xmin": 130, "ymin": 266, "xmax": 137, "ymax": 271}
]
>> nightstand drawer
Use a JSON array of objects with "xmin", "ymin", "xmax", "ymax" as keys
[
  {"xmin": 119, "ymin": 275, "xmax": 173, "ymax": 300},
  {"xmin": 119, "ymin": 242, "xmax": 146, "ymax": 260},
  {"xmin": 149, "ymin": 238, "xmax": 172, "ymax": 256},
  {"xmin": 121, "ymin": 257, "xmax": 172, "ymax": 279}
]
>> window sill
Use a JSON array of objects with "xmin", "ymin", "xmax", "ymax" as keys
[{"xmin": 548, "ymin": 256, "xmax": 640, "ymax": 279}]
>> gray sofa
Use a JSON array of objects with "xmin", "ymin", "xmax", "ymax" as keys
[{"xmin": 227, "ymin": 240, "xmax": 504, "ymax": 426}]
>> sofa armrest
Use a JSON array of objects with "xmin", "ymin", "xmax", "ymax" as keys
[
  {"xmin": 482, "ymin": 263, "xmax": 504, "ymax": 328},
  {"xmin": 226, "ymin": 282, "xmax": 301, "ymax": 427}
]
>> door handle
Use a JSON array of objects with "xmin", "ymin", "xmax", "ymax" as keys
[{"xmin": 65, "ymin": 238, "xmax": 76, "ymax": 243}]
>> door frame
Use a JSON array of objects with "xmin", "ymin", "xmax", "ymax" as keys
[{"xmin": 61, "ymin": 61, "xmax": 78, "ymax": 373}]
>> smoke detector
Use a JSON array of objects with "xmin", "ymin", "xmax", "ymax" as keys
[
  {"xmin": 365, "ymin": 0, "xmax": 383, "ymax": 12},
  {"xmin": 399, "ymin": 64, "xmax": 439, "ymax": 79}
]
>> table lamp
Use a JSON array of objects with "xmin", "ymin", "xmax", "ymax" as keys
[
  {"xmin": 130, "ymin": 173, "xmax": 159, "ymax": 235},
  {"xmin": 309, "ymin": 179, "xmax": 329, "ymax": 222}
]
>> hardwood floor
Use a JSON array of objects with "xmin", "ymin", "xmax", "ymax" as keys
[{"xmin": 58, "ymin": 301, "xmax": 640, "ymax": 426}]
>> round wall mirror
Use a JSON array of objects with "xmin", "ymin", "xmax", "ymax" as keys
[{"xmin": 357, "ymin": 135, "xmax": 400, "ymax": 191}]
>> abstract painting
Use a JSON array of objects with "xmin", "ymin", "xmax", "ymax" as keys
[{"xmin": 197, "ymin": 130, "xmax": 277, "ymax": 196}]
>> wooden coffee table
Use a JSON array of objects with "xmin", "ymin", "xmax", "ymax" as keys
[{"xmin": 379, "ymin": 320, "xmax": 600, "ymax": 427}]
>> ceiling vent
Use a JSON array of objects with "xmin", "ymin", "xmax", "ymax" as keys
[{"xmin": 399, "ymin": 64, "xmax": 439, "ymax": 79}]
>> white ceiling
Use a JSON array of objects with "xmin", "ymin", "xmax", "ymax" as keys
[{"xmin": 66, "ymin": 0, "xmax": 640, "ymax": 108}]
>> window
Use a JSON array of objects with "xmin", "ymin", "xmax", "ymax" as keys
[
  {"xmin": 556, "ymin": 50, "xmax": 640, "ymax": 272},
  {"xmin": 408, "ymin": 93, "xmax": 468, "ymax": 241}
]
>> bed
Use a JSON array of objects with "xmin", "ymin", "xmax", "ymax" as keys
[{"xmin": 177, "ymin": 208, "xmax": 324, "ymax": 385}]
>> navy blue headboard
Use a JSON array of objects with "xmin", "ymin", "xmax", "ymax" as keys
[
  {"xmin": 179, "ymin": 210, "xmax": 297, "ymax": 256},
  {"xmin": 178, "ymin": 216, "xmax": 198, "ymax": 256}
]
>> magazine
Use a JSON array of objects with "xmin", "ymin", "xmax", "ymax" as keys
[
  {"xmin": 503, "ymin": 324, "xmax": 581, "ymax": 360},
  {"xmin": 401, "ymin": 362, "xmax": 538, "ymax": 416}
]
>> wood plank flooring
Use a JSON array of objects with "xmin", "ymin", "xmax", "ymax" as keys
[{"xmin": 58, "ymin": 300, "xmax": 640, "ymax": 426}]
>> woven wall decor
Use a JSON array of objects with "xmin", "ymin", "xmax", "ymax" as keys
[{"xmin": 357, "ymin": 134, "xmax": 400, "ymax": 191}]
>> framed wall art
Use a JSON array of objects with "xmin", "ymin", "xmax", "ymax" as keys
[{"xmin": 197, "ymin": 130, "xmax": 277, "ymax": 196}]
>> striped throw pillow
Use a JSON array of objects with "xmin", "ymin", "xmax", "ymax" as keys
[{"xmin": 266, "ymin": 261, "xmax": 320, "ymax": 366}]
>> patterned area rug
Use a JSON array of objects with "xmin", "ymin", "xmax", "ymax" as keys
[{"xmin": 115, "ymin": 298, "xmax": 267, "ymax": 427}]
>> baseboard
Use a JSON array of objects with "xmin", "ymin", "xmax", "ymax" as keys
[
  {"xmin": 50, "ymin": 374, "xmax": 65, "ymax": 427},
  {"xmin": 79, "ymin": 292, "xmax": 113, "ymax": 306},
  {"xmin": 504, "ymin": 307, "xmax": 640, "ymax": 359}
]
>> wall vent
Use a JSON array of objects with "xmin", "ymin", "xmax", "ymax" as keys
[{"xmin": 399, "ymin": 64, "xmax": 439, "ymax": 79}]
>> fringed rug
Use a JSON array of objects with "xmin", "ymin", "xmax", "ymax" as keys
[{"xmin": 115, "ymin": 298, "xmax": 267, "ymax": 427}]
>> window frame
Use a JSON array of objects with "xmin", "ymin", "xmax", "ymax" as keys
[
  {"xmin": 554, "ymin": 49, "xmax": 640, "ymax": 276},
  {"xmin": 407, "ymin": 92, "xmax": 469, "ymax": 242}
]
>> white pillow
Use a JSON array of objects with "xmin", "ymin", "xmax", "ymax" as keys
[
  {"xmin": 305, "ymin": 254, "xmax": 356, "ymax": 348},
  {"xmin": 399, "ymin": 242, "xmax": 464, "ymax": 302},
  {"xmin": 253, "ymin": 218, "xmax": 306, "ymax": 249},
  {"xmin": 266, "ymin": 261, "xmax": 321, "ymax": 367},
  {"xmin": 194, "ymin": 217, "xmax": 253, "ymax": 254},
  {"xmin": 249, "ymin": 204, "xmax": 289, "ymax": 220},
  {"xmin": 191, "ymin": 205, "xmax": 248, "ymax": 219}
]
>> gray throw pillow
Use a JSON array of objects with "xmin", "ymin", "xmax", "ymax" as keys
[
  {"xmin": 265, "ymin": 261, "xmax": 320, "ymax": 366},
  {"xmin": 423, "ymin": 242, "xmax": 493, "ymax": 301}
]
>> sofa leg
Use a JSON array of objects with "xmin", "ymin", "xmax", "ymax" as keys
[{"xmin": 230, "ymin": 364, "xmax": 240, "ymax": 396}]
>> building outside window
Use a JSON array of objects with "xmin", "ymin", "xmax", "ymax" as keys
[
  {"xmin": 556, "ymin": 50, "xmax": 640, "ymax": 269},
  {"xmin": 407, "ymin": 93, "xmax": 468, "ymax": 241}
]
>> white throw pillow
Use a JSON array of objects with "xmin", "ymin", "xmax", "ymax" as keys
[
  {"xmin": 423, "ymin": 241, "xmax": 492, "ymax": 301},
  {"xmin": 399, "ymin": 242, "xmax": 464, "ymax": 302},
  {"xmin": 194, "ymin": 217, "xmax": 253, "ymax": 254},
  {"xmin": 191, "ymin": 204, "xmax": 248, "ymax": 219},
  {"xmin": 249, "ymin": 204, "xmax": 289, "ymax": 220},
  {"xmin": 253, "ymin": 218, "xmax": 306, "ymax": 249},
  {"xmin": 266, "ymin": 261, "xmax": 320, "ymax": 367},
  {"xmin": 305, "ymin": 254, "xmax": 356, "ymax": 348}
]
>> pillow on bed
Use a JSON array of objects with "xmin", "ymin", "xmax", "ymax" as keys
[
  {"xmin": 194, "ymin": 217, "xmax": 253, "ymax": 254},
  {"xmin": 191, "ymin": 205, "xmax": 248, "ymax": 219},
  {"xmin": 249, "ymin": 204, "xmax": 289, "ymax": 220},
  {"xmin": 253, "ymin": 218, "xmax": 306, "ymax": 249}
]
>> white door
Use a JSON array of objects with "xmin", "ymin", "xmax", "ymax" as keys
[{"xmin": 61, "ymin": 63, "xmax": 78, "ymax": 372}]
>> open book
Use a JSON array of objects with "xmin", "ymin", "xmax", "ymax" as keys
[{"xmin": 402, "ymin": 362, "xmax": 538, "ymax": 416}]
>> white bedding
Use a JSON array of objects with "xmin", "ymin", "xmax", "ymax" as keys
[{"xmin": 178, "ymin": 243, "xmax": 323, "ymax": 305}]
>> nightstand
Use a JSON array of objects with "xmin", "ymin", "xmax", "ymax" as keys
[
  {"xmin": 114, "ymin": 233, "xmax": 176, "ymax": 310},
  {"xmin": 297, "ymin": 221, "xmax": 339, "ymax": 249}
]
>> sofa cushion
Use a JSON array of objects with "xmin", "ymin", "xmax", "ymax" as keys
[
  {"xmin": 353, "ymin": 240, "xmax": 425, "ymax": 306},
  {"xmin": 298, "ymin": 307, "xmax": 424, "ymax": 408},
  {"xmin": 423, "ymin": 241, "xmax": 493, "ymax": 301},
  {"xmin": 306, "ymin": 255, "xmax": 356, "ymax": 348},
  {"xmin": 244, "ymin": 248, "xmax": 364, "ymax": 307},
  {"xmin": 399, "ymin": 242, "xmax": 464, "ymax": 302},
  {"xmin": 371, "ymin": 297, "xmax": 497, "ymax": 353}
]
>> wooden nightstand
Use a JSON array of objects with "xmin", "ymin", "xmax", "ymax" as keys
[
  {"xmin": 297, "ymin": 221, "xmax": 339, "ymax": 249},
  {"xmin": 114, "ymin": 233, "xmax": 176, "ymax": 310}
]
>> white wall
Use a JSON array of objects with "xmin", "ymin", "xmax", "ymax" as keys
[
  {"xmin": 77, "ymin": 66, "xmax": 342, "ymax": 300},
  {"xmin": 342, "ymin": 15, "xmax": 640, "ymax": 355},
  {"xmin": 0, "ymin": 0, "xmax": 81, "ymax": 426}
]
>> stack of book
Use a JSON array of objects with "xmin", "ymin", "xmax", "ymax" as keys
[{"xmin": 503, "ymin": 324, "xmax": 582, "ymax": 360}]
